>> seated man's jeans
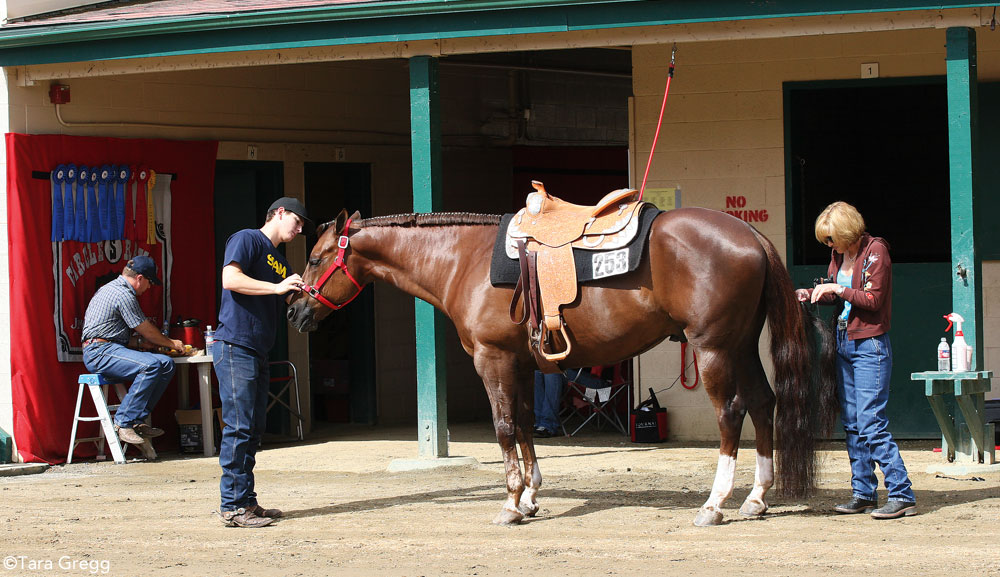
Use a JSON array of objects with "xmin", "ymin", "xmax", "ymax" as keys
[
  {"xmin": 534, "ymin": 371, "xmax": 565, "ymax": 433},
  {"xmin": 82, "ymin": 341, "xmax": 175, "ymax": 428},
  {"xmin": 212, "ymin": 340, "xmax": 269, "ymax": 512}
]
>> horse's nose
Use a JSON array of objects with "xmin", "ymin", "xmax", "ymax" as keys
[{"xmin": 286, "ymin": 304, "xmax": 299, "ymax": 323}]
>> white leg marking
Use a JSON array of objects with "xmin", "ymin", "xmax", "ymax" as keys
[
  {"xmin": 702, "ymin": 454, "xmax": 737, "ymax": 512},
  {"xmin": 746, "ymin": 454, "xmax": 774, "ymax": 506}
]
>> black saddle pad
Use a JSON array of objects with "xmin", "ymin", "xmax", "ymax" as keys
[{"xmin": 489, "ymin": 204, "xmax": 662, "ymax": 287}]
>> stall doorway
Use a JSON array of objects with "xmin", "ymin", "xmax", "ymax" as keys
[
  {"xmin": 784, "ymin": 78, "xmax": 950, "ymax": 437},
  {"xmin": 304, "ymin": 162, "xmax": 376, "ymax": 424}
]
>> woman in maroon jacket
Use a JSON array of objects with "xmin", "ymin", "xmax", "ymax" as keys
[{"xmin": 796, "ymin": 201, "xmax": 916, "ymax": 520}]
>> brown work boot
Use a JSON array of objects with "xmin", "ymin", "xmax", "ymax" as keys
[
  {"xmin": 115, "ymin": 425, "xmax": 144, "ymax": 445},
  {"xmin": 220, "ymin": 508, "xmax": 273, "ymax": 528},
  {"xmin": 250, "ymin": 504, "xmax": 283, "ymax": 518},
  {"xmin": 133, "ymin": 423, "xmax": 164, "ymax": 438}
]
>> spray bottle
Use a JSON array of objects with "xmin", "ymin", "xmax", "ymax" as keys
[{"xmin": 944, "ymin": 313, "xmax": 968, "ymax": 372}]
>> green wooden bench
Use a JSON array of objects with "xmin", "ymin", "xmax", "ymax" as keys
[{"xmin": 910, "ymin": 370, "xmax": 995, "ymax": 466}]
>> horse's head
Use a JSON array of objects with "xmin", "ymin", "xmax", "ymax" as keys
[{"xmin": 286, "ymin": 209, "xmax": 365, "ymax": 332}]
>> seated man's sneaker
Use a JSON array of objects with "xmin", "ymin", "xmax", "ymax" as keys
[
  {"xmin": 251, "ymin": 504, "xmax": 283, "ymax": 518},
  {"xmin": 133, "ymin": 423, "xmax": 165, "ymax": 438},
  {"xmin": 871, "ymin": 501, "xmax": 917, "ymax": 519},
  {"xmin": 114, "ymin": 425, "xmax": 145, "ymax": 445},
  {"xmin": 220, "ymin": 508, "xmax": 273, "ymax": 528},
  {"xmin": 833, "ymin": 497, "xmax": 878, "ymax": 514}
]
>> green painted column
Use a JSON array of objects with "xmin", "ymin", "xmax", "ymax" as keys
[
  {"xmin": 946, "ymin": 27, "xmax": 983, "ymax": 369},
  {"xmin": 409, "ymin": 55, "xmax": 448, "ymax": 457}
]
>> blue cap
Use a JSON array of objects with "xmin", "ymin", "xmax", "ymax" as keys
[{"xmin": 127, "ymin": 255, "xmax": 162, "ymax": 285}]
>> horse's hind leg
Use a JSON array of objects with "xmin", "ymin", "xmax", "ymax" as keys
[
  {"xmin": 738, "ymin": 364, "xmax": 776, "ymax": 518},
  {"xmin": 476, "ymin": 351, "xmax": 526, "ymax": 525},
  {"xmin": 693, "ymin": 348, "xmax": 749, "ymax": 527}
]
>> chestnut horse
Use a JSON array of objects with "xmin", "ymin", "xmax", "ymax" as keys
[{"xmin": 286, "ymin": 207, "xmax": 836, "ymax": 526}]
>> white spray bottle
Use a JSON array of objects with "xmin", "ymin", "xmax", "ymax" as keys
[{"xmin": 944, "ymin": 313, "xmax": 968, "ymax": 372}]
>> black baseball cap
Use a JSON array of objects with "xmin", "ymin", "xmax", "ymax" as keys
[
  {"xmin": 128, "ymin": 255, "xmax": 162, "ymax": 285},
  {"xmin": 269, "ymin": 197, "xmax": 313, "ymax": 230}
]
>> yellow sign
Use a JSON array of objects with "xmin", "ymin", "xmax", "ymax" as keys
[{"xmin": 643, "ymin": 187, "xmax": 681, "ymax": 211}]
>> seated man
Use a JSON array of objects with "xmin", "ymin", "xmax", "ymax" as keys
[{"xmin": 81, "ymin": 255, "xmax": 184, "ymax": 446}]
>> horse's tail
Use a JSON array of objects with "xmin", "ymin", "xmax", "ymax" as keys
[{"xmin": 750, "ymin": 227, "xmax": 836, "ymax": 498}]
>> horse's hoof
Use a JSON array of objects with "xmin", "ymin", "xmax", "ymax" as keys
[
  {"xmin": 492, "ymin": 508, "xmax": 525, "ymax": 525},
  {"xmin": 518, "ymin": 501, "xmax": 539, "ymax": 517},
  {"xmin": 693, "ymin": 508, "xmax": 724, "ymax": 527},
  {"xmin": 739, "ymin": 499, "xmax": 768, "ymax": 517}
]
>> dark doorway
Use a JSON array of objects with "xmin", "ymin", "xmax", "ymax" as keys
[
  {"xmin": 304, "ymin": 162, "xmax": 376, "ymax": 424},
  {"xmin": 511, "ymin": 146, "xmax": 629, "ymax": 208},
  {"xmin": 784, "ymin": 78, "xmax": 951, "ymax": 437}
]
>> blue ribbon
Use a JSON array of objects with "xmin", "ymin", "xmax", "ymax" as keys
[
  {"xmin": 50, "ymin": 165, "xmax": 65, "ymax": 242},
  {"xmin": 83, "ymin": 167, "xmax": 100, "ymax": 243},
  {"xmin": 98, "ymin": 164, "xmax": 113, "ymax": 241},
  {"xmin": 68, "ymin": 165, "xmax": 84, "ymax": 242},
  {"xmin": 116, "ymin": 165, "xmax": 129, "ymax": 240},
  {"xmin": 60, "ymin": 165, "xmax": 75, "ymax": 242}
]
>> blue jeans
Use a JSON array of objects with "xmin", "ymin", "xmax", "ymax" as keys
[
  {"xmin": 82, "ymin": 342, "xmax": 175, "ymax": 428},
  {"xmin": 212, "ymin": 340, "xmax": 270, "ymax": 512},
  {"xmin": 836, "ymin": 330, "xmax": 915, "ymax": 502},
  {"xmin": 534, "ymin": 371, "xmax": 564, "ymax": 433}
]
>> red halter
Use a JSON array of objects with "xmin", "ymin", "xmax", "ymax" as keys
[{"xmin": 301, "ymin": 218, "xmax": 364, "ymax": 310}]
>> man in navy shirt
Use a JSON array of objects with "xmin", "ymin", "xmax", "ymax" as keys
[
  {"xmin": 213, "ymin": 197, "xmax": 310, "ymax": 528},
  {"xmin": 81, "ymin": 255, "xmax": 184, "ymax": 446}
]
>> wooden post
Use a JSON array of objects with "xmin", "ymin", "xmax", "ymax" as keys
[
  {"xmin": 946, "ymin": 27, "xmax": 982, "ymax": 369},
  {"xmin": 409, "ymin": 55, "xmax": 448, "ymax": 458}
]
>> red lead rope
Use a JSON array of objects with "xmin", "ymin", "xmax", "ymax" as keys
[
  {"xmin": 638, "ymin": 44, "xmax": 677, "ymax": 201},
  {"xmin": 301, "ymin": 218, "xmax": 364, "ymax": 310}
]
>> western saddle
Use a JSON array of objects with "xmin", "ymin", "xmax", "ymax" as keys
[{"xmin": 507, "ymin": 181, "xmax": 645, "ymax": 370}]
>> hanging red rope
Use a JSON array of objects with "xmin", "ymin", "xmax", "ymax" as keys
[
  {"xmin": 680, "ymin": 341, "xmax": 699, "ymax": 390},
  {"xmin": 638, "ymin": 44, "xmax": 677, "ymax": 201}
]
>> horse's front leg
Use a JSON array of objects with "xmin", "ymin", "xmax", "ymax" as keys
[
  {"xmin": 476, "ymin": 351, "xmax": 526, "ymax": 525},
  {"xmin": 515, "ymin": 373, "xmax": 542, "ymax": 518}
]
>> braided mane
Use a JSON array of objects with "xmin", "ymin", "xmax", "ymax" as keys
[{"xmin": 319, "ymin": 212, "xmax": 502, "ymax": 231}]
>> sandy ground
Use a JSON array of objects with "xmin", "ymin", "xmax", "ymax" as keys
[{"xmin": 1, "ymin": 423, "xmax": 998, "ymax": 577}]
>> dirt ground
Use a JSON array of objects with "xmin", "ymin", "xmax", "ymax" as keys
[{"xmin": 1, "ymin": 423, "xmax": 997, "ymax": 577}]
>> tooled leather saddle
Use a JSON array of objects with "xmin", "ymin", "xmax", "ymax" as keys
[{"xmin": 507, "ymin": 181, "xmax": 646, "ymax": 371}]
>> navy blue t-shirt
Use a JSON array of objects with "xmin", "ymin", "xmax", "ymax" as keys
[{"xmin": 215, "ymin": 229, "xmax": 292, "ymax": 357}]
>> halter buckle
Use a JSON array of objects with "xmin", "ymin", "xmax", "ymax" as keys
[{"xmin": 337, "ymin": 235, "xmax": 349, "ymax": 249}]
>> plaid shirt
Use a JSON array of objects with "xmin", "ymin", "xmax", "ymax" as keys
[{"xmin": 81, "ymin": 276, "xmax": 147, "ymax": 344}]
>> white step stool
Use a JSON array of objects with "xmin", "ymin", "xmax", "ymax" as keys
[{"xmin": 67, "ymin": 374, "xmax": 157, "ymax": 464}]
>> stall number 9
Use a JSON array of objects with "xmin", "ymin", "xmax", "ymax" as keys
[{"xmin": 592, "ymin": 248, "xmax": 629, "ymax": 279}]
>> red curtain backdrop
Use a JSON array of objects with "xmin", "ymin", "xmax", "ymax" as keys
[{"xmin": 6, "ymin": 133, "xmax": 219, "ymax": 463}]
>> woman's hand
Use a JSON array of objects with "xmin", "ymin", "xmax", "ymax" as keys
[
  {"xmin": 795, "ymin": 288, "xmax": 811, "ymax": 302},
  {"xmin": 810, "ymin": 283, "xmax": 843, "ymax": 303}
]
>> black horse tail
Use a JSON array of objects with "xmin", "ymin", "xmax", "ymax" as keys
[{"xmin": 750, "ymin": 227, "xmax": 836, "ymax": 498}]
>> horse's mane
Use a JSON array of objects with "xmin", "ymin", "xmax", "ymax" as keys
[{"xmin": 356, "ymin": 212, "xmax": 502, "ymax": 228}]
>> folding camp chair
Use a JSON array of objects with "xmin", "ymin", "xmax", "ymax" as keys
[
  {"xmin": 558, "ymin": 362, "xmax": 630, "ymax": 436},
  {"xmin": 267, "ymin": 361, "xmax": 305, "ymax": 441}
]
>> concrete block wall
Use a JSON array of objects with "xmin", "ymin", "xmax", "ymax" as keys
[{"xmin": 632, "ymin": 27, "xmax": 1000, "ymax": 439}]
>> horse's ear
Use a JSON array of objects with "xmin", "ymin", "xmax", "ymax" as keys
[
  {"xmin": 335, "ymin": 209, "xmax": 350, "ymax": 234},
  {"xmin": 315, "ymin": 221, "xmax": 330, "ymax": 237},
  {"xmin": 349, "ymin": 210, "xmax": 361, "ymax": 224}
]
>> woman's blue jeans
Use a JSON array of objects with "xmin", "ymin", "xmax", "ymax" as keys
[
  {"xmin": 836, "ymin": 329, "xmax": 915, "ymax": 503},
  {"xmin": 212, "ymin": 340, "xmax": 269, "ymax": 512},
  {"xmin": 82, "ymin": 342, "xmax": 174, "ymax": 428}
]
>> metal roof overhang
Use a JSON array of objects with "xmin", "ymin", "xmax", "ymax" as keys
[{"xmin": 0, "ymin": 0, "xmax": 994, "ymax": 67}]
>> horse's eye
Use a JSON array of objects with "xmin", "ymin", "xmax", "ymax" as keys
[{"xmin": 308, "ymin": 258, "xmax": 322, "ymax": 267}]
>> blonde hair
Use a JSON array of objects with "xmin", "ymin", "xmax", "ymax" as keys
[{"xmin": 814, "ymin": 201, "xmax": 865, "ymax": 246}]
